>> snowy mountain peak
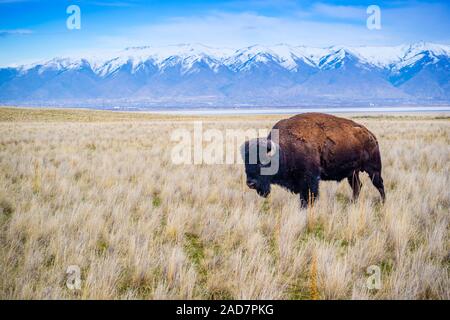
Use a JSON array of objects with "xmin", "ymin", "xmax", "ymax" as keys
[
  {"xmin": 1, "ymin": 42, "xmax": 449, "ymax": 107},
  {"xmin": 9, "ymin": 42, "xmax": 450, "ymax": 76}
]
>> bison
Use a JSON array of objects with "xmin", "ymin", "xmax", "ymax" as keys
[{"xmin": 241, "ymin": 113, "xmax": 385, "ymax": 207}]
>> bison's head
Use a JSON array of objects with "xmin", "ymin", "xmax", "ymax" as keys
[{"xmin": 240, "ymin": 138, "xmax": 279, "ymax": 198}]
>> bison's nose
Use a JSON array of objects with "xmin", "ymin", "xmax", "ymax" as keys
[{"xmin": 246, "ymin": 180, "xmax": 257, "ymax": 189}]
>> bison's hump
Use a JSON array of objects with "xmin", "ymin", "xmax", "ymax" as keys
[{"xmin": 273, "ymin": 113, "xmax": 378, "ymax": 156}]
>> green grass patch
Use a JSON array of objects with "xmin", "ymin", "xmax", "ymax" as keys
[
  {"xmin": 379, "ymin": 258, "xmax": 394, "ymax": 275},
  {"xmin": 0, "ymin": 198, "xmax": 14, "ymax": 220},
  {"xmin": 86, "ymin": 143, "xmax": 96, "ymax": 151},
  {"xmin": 287, "ymin": 273, "xmax": 314, "ymax": 300},
  {"xmin": 260, "ymin": 198, "xmax": 271, "ymax": 214},
  {"xmin": 184, "ymin": 232, "xmax": 210, "ymax": 297},
  {"xmin": 184, "ymin": 233, "xmax": 205, "ymax": 270},
  {"xmin": 307, "ymin": 223, "xmax": 325, "ymax": 240},
  {"xmin": 116, "ymin": 266, "xmax": 162, "ymax": 298},
  {"xmin": 152, "ymin": 192, "xmax": 162, "ymax": 208},
  {"xmin": 95, "ymin": 236, "xmax": 109, "ymax": 256}
]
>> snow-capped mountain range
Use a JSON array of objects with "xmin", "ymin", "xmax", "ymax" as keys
[{"xmin": 1, "ymin": 42, "xmax": 449, "ymax": 108}]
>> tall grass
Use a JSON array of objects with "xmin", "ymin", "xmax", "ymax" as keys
[{"xmin": 0, "ymin": 109, "xmax": 448, "ymax": 299}]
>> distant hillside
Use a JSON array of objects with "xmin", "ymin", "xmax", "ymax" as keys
[{"xmin": 1, "ymin": 42, "xmax": 449, "ymax": 108}]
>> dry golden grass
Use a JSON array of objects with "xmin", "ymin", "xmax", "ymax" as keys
[{"xmin": 0, "ymin": 107, "xmax": 449, "ymax": 299}]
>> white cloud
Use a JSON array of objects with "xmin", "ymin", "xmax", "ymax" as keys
[
  {"xmin": 311, "ymin": 3, "xmax": 366, "ymax": 20},
  {"xmin": 100, "ymin": 11, "xmax": 391, "ymax": 49},
  {"xmin": 89, "ymin": 1, "xmax": 450, "ymax": 49},
  {"xmin": 0, "ymin": 29, "xmax": 33, "ymax": 37}
]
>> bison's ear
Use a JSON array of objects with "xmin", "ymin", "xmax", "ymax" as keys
[{"xmin": 259, "ymin": 138, "xmax": 278, "ymax": 165}]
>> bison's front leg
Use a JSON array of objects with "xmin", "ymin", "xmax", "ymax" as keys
[{"xmin": 299, "ymin": 175, "xmax": 320, "ymax": 208}]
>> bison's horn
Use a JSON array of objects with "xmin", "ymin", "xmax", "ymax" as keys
[{"xmin": 267, "ymin": 140, "xmax": 277, "ymax": 157}]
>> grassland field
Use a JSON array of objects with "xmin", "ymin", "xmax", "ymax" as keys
[{"xmin": 0, "ymin": 107, "xmax": 449, "ymax": 299}]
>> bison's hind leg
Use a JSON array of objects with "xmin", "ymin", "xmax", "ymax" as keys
[
  {"xmin": 347, "ymin": 171, "xmax": 362, "ymax": 201},
  {"xmin": 368, "ymin": 171, "xmax": 386, "ymax": 202}
]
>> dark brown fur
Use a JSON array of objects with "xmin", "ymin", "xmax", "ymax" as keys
[{"xmin": 243, "ymin": 113, "xmax": 385, "ymax": 207}]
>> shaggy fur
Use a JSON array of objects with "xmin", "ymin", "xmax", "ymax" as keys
[{"xmin": 242, "ymin": 113, "xmax": 386, "ymax": 207}]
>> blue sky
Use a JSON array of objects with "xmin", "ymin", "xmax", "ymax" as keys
[{"xmin": 0, "ymin": 0, "xmax": 449, "ymax": 65}]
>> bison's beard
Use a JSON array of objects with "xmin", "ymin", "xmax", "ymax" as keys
[{"xmin": 256, "ymin": 183, "xmax": 271, "ymax": 198}]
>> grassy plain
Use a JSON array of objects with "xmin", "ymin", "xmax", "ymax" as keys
[{"xmin": 0, "ymin": 107, "xmax": 448, "ymax": 299}]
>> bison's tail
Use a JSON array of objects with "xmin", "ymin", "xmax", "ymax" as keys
[{"xmin": 363, "ymin": 144, "xmax": 386, "ymax": 202}]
